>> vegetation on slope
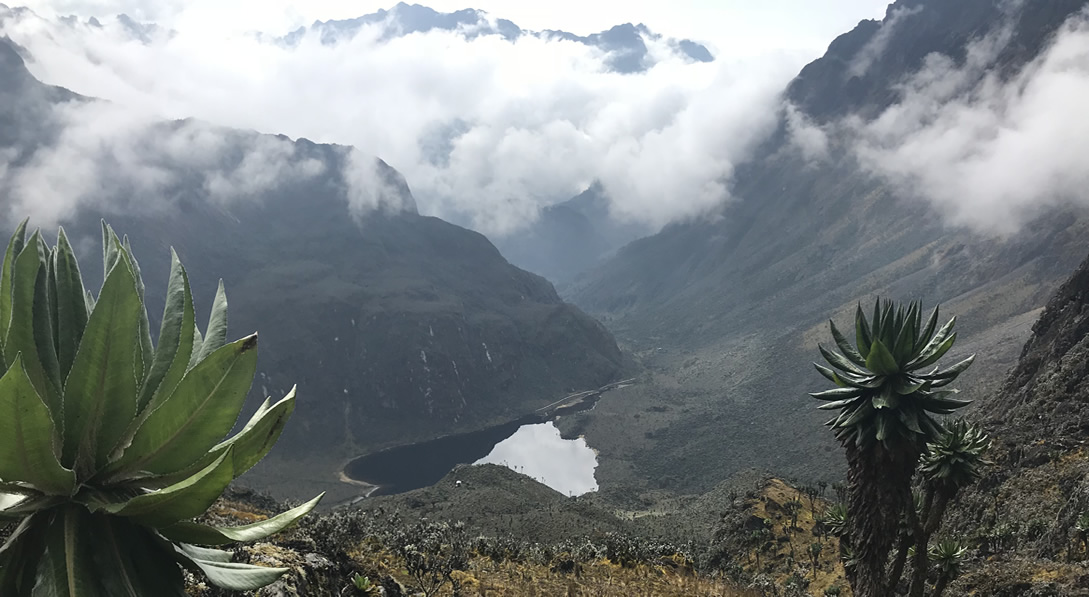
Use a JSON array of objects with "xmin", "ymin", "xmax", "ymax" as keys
[{"xmin": 187, "ymin": 479, "xmax": 753, "ymax": 597}]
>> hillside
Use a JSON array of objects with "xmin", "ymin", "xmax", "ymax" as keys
[
  {"xmin": 0, "ymin": 38, "xmax": 626, "ymax": 501},
  {"xmin": 942, "ymin": 250, "xmax": 1089, "ymax": 595},
  {"xmin": 564, "ymin": 0, "xmax": 1089, "ymax": 495},
  {"xmin": 492, "ymin": 183, "xmax": 654, "ymax": 284},
  {"xmin": 234, "ymin": 247, "xmax": 1089, "ymax": 595}
]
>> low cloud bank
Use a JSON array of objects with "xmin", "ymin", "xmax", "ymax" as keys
[
  {"xmin": 786, "ymin": 8, "xmax": 1089, "ymax": 235},
  {"xmin": 1, "ymin": 6, "xmax": 802, "ymax": 235},
  {"xmin": 1, "ymin": 100, "xmax": 328, "ymax": 224}
]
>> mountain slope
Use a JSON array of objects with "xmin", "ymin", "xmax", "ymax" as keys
[
  {"xmin": 0, "ymin": 39, "xmax": 625, "ymax": 499},
  {"xmin": 492, "ymin": 183, "xmax": 653, "ymax": 284},
  {"xmin": 941, "ymin": 250, "xmax": 1089, "ymax": 595},
  {"xmin": 564, "ymin": 0, "xmax": 1089, "ymax": 494}
]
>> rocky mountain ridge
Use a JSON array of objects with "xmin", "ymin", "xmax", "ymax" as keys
[
  {"xmin": 0, "ymin": 2, "xmax": 714, "ymax": 75},
  {"xmin": 282, "ymin": 2, "xmax": 714, "ymax": 73}
]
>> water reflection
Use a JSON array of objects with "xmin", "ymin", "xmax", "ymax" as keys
[{"xmin": 475, "ymin": 423, "xmax": 598, "ymax": 496}]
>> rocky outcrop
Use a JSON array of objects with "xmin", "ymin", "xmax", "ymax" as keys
[{"xmin": 944, "ymin": 252, "xmax": 1089, "ymax": 595}]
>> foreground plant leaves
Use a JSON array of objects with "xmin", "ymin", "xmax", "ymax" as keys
[{"xmin": 0, "ymin": 222, "xmax": 321, "ymax": 595}]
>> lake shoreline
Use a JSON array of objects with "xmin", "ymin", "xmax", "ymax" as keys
[{"xmin": 338, "ymin": 379, "xmax": 634, "ymax": 498}]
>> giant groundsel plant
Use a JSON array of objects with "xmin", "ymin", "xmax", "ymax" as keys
[
  {"xmin": 810, "ymin": 299, "xmax": 978, "ymax": 597},
  {"xmin": 0, "ymin": 221, "xmax": 322, "ymax": 595},
  {"xmin": 812, "ymin": 299, "xmax": 975, "ymax": 448}
]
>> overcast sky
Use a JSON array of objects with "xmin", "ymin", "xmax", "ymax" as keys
[{"xmin": 20, "ymin": 0, "xmax": 892, "ymax": 55}]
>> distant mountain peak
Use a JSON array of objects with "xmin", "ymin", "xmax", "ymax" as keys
[
  {"xmin": 0, "ymin": 35, "xmax": 31, "ymax": 84},
  {"xmin": 785, "ymin": 0, "xmax": 1067, "ymax": 122},
  {"xmin": 284, "ymin": 4, "xmax": 712, "ymax": 73}
]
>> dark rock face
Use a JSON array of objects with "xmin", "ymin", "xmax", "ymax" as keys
[
  {"xmin": 942, "ymin": 253, "xmax": 1089, "ymax": 594},
  {"xmin": 92, "ymin": 184, "xmax": 626, "ymax": 456},
  {"xmin": 786, "ymin": 0, "xmax": 1089, "ymax": 122},
  {"xmin": 0, "ymin": 37, "xmax": 81, "ymax": 151},
  {"xmin": 0, "ymin": 39, "xmax": 625, "ymax": 463},
  {"xmin": 985, "ymin": 254, "xmax": 1089, "ymax": 442}
]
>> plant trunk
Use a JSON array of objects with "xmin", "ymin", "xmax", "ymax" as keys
[
  {"xmin": 886, "ymin": 522, "xmax": 912, "ymax": 594},
  {"xmin": 909, "ymin": 488, "xmax": 952, "ymax": 597},
  {"xmin": 932, "ymin": 574, "xmax": 950, "ymax": 597},
  {"xmin": 845, "ymin": 441, "xmax": 918, "ymax": 597}
]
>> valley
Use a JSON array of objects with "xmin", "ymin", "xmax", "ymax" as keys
[{"xmin": 1, "ymin": 0, "xmax": 1089, "ymax": 594}]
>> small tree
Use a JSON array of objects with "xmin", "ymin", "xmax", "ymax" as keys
[
  {"xmin": 808, "ymin": 541, "xmax": 823, "ymax": 580},
  {"xmin": 785, "ymin": 497, "xmax": 803, "ymax": 532},
  {"xmin": 392, "ymin": 520, "xmax": 471, "ymax": 597},
  {"xmin": 905, "ymin": 419, "xmax": 989, "ymax": 596},
  {"xmin": 928, "ymin": 539, "xmax": 967, "ymax": 597},
  {"xmin": 0, "ymin": 221, "xmax": 322, "ymax": 594},
  {"xmin": 1075, "ymin": 514, "xmax": 1089, "ymax": 557},
  {"xmin": 803, "ymin": 485, "xmax": 821, "ymax": 515}
]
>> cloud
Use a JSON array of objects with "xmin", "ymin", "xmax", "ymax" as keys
[
  {"xmin": 776, "ymin": 6, "xmax": 1089, "ymax": 235},
  {"xmin": 845, "ymin": 10, "xmax": 1089, "ymax": 234},
  {"xmin": 846, "ymin": 5, "xmax": 922, "ymax": 78},
  {"xmin": 15, "ymin": 0, "xmax": 186, "ymax": 24},
  {"xmin": 783, "ymin": 103, "xmax": 829, "ymax": 163},
  {"xmin": 0, "ymin": 6, "xmax": 803, "ymax": 236},
  {"xmin": 0, "ymin": 99, "xmax": 328, "ymax": 225},
  {"xmin": 342, "ymin": 148, "xmax": 418, "ymax": 217}
]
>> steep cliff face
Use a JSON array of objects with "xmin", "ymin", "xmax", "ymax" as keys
[
  {"xmin": 0, "ymin": 39, "xmax": 625, "ymax": 476},
  {"xmin": 572, "ymin": 0, "xmax": 1089, "ymax": 339},
  {"xmin": 942, "ymin": 253, "xmax": 1089, "ymax": 595},
  {"xmin": 786, "ymin": 0, "xmax": 1089, "ymax": 121},
  {"xmin": 983, "ymin": 253, "xmax": 1089, "ymax": 443}
]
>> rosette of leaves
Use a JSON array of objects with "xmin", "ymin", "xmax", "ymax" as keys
[
  {"xmin": 824, "ymin": 504, "xmax": 848, "ymax": 538},
  {"xmin": 0, "ymin": 221, "xmax": 323, "ymax": 595},
  {"xmin": 919, "ymin": 419, "xmax": 991, "ymax": 490},
  {"xmin": 811, "ymin": 299, "xmax": 976, "ymax": 448},
  {"xmin": 928, "ymin": 539, "xmax": 968, "ymax": 597}
]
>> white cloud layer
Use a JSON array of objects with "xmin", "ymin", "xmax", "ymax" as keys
[
  {"xmin": 782, "ymin": 8, "xmax": 1089, "ymax": 235},
  {"xmin": 851, "ymin": 11, "xmax": 1089, "ymax": 234},
  {"xmin": 0, "ymin": 7, "xmax": 803, "ymax": 235},
  {"xmin": 2, "ymin": 100, "xmax": 328, "ymax": 224},
  {"xmin": 12, "ymin": 2, "xmax": 1086, "ymax": 239}
]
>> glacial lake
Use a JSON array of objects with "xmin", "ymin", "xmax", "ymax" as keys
[
  {"xmin": 476, "ymin": 423, "xmax": 598, "ymax": 496},
  {"xmin": 343, "ymin": 418, "xmax": 599, "ymax": 497}
]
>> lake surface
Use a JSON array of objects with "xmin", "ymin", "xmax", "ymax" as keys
[
  {"xmin": 476, "ymin": 423, "xmax": 598, "ymax": 495},
  {"xmin": 343, "ymin": 417, "xmax": 598, "ymax": 497}
]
